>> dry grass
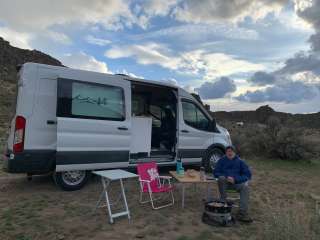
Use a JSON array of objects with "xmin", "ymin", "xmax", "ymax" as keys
[
  {"xmin": 0, "ymin": 157, "xmax": 319, "ymax": 240},
  {"xmin": 262, "ymin": 203, "xmax": 320, "ymax": 240}
]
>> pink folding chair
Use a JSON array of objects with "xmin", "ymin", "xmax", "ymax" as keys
[{"xmin": 137, "ymin": 162, "xmax": 174, "ymax": 209}]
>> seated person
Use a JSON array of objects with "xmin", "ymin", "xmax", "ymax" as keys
[{"xmin": 213, "ymin": 145, "xmax": 253, "ymax": 223}]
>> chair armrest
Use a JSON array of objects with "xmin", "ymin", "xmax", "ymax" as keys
[
  {"xmin": 139, "ymin": 179, "xmax": 151, "ymax": 183},
  {"xmin": 158, "ymin": 175, "xmax": 172, "ymax": 186}
]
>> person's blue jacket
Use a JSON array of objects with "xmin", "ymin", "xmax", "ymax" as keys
[{"xmin": 213, "ymin": 155, "xmax": 252, "ymax": 184}]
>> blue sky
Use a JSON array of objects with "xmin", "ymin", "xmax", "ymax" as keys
[{"xmin": 1, "ymin": 0, "xmax": 320, "ymax": 113}]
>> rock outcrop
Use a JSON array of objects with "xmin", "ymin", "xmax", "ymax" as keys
[
  {"xmin": 0, "ymin": 37, "xmax": 63, "ymax": 139},
  {"xmin": 0, "ymin": 37, "xmax": 63, "ymax": 83},
  {"xmin": 213, "ymin": 105, "xmax": 320, "ymax": 129}
]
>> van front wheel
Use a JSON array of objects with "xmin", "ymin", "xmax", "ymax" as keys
[
  {"xmin": 202, "ymin": 147, "xmax": 224, "ymax": 173},
  {"xmin": 54, "ymin": 170, "xmax": 89, "ymax": 191}
]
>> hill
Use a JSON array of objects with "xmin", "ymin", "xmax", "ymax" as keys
[
  {"xmin": 212, "ymin": 105, "xmax": 320, "ymax": 129},
  {"xmin": 0, "ymin": 37, "xmax": 63, "ymax": 140},
  {"xmin": 0, "ymin": 37, "xmax": 63, "ymax": 83}
]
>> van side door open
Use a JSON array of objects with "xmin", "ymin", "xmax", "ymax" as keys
[{"xmin": 55, "ymin": 77, "xmax": 131, "ymax": 171}]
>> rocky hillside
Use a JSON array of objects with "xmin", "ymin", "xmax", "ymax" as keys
[
  {"xmin": 0, "ymin": 37, "xmax": 63, "ymax": 140},
  {"xmin": 213, "ymin": 105, "xmax": 320, "ymax": 129},
  {"xmin": 0, "ymin": 37, "xmax": 63, "ymax": 83}
]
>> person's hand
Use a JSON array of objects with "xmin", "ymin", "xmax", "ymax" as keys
[{"xmin": 227, "ymin": 176, "xmax": 235, "ymax": 184}]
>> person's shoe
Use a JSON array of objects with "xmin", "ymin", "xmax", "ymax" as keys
[{"xmin": 236, "ymin": 212, "xmax": 253, "ymax": 223}]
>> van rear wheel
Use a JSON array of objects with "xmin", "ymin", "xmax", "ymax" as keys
[
  {"xmin": 54, "ymin": 170, "xmax": 89, "ymax": 191},
  {"xmin": 202, "ymin": 147, "xmax": 224, "ymax": 173}
]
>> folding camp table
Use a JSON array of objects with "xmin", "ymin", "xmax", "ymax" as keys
[
  {"xmin": 169, "ymin": 170, "xmax": 217, "ymax": 208},
  {"xmin": 93, "ymin": 169, "xmax": 138, "ymax": 224}
]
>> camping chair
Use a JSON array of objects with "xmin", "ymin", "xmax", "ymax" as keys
[
  {"xmin": 137, "ymin": 162, "xmax": 174, "ymax": 210},
  {"xmin": 226, "ymin": 188, "xmax": 240, "ymax": 207},
  {"xmin": 225, "ymin": 181, "xmax": 250, "ymax": 208}
]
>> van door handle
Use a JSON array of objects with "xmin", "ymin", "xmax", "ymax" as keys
[
  {"xmin": 47, "ymin": 120, "xmax": 57, "ymax": 125},
  {"xmin": 181, "ymin": 130, "xmax": 189, "ymax": 133},
  {"xmin": 117, "ymin": 126, "xmax": 128, "ymax": 131}
]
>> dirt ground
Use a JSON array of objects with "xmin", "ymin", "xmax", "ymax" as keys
[{"xmin": 0, "ymin": 158, "xmax": 319, "ymax": 240}]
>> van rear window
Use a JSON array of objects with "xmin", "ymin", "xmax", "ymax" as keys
[{"xmin": 57, "ymin": 79, "xmax": 125, "ymax": 121}]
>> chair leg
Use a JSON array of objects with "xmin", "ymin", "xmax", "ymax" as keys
[
  {"xmin": 140, "ymin": 191, "xmax": 152, "ymax": 204},
  {"xmin": 139, "ymin": 183, "xmax": 175, "ymax": 210},
  {"xmin": 149, "ymin": 190, "xmax": 175, "ymax": 210},
  {"xmin": 140, "ymin": 190, "xmax": 164, "ymax": 204}
]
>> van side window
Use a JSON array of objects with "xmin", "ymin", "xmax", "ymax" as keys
[
  {"xmin": 182, "ymin": 100, "xmax": 211, "ymax": 131},
  {"xmin": 57, "ymin": 79, "xmax": 125, "ymax": 121}
]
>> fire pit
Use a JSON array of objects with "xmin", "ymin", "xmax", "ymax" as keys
[{"xmin": 202, "ymin": 200, "xmax": 235, "ymax": 226}]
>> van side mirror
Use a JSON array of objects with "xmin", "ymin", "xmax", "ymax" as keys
[{"xmin": 210, "ymin": 119, "xmax": 218, "ymax": 132}]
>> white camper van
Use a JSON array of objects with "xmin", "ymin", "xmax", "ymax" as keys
[{"xmin": 3, "ymin": 63, "xmax": 232, "ymax": 190}]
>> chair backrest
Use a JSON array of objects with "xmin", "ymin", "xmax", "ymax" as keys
[{"xmin": 137, "ymin": 162, "xmax": 159, "ymax": 191}]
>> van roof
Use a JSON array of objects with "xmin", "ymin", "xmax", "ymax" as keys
[{"xmin": 24, "ymin": 62, "xmax": 179, "ymax": 89}]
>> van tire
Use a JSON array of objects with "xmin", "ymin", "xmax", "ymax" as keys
[
  {"xmin": 53, "ymin": 170, "xmax": 90, "ymax": 191},
  {"xmin": 202, "ymin": 147, "xmax": 224, "ymax": 173}
]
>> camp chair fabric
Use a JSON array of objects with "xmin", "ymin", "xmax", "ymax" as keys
[{"xmin": 137, "ymin": 162, "xmax": 174, "ymax": 209}]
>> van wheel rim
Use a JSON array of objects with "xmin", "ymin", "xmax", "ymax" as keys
[
  {"xmin": 61, "ymin": 171, "xmax": 86, "ymax": 186},
  {"xmin": 210, "ymin": 152, "xmax": 222, "ymax": 170}
]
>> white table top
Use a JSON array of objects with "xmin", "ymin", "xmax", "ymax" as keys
[{"xmin": 93, "ymin": 169, "xmax": 138, "ymax": 180}]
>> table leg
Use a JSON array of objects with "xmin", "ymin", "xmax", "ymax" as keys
[
  {"xmin": 119, "ymin": 178, "xmax": 130, "ymax": 221},
  {"xmin": 94, "ymin": 180, "xmax": 110, "ymax": 213},
  {"xmin": 181, "ymin": 184, "xmax": 185, "ymax": 209},
  {"xmin": 102, "ymin": 178, "xmax": 114, "ymax": 224}
]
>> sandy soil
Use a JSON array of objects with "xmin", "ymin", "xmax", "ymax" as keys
[{"xmin": 0, "ymin": 159, "xmax": 319, "ymax": 240}]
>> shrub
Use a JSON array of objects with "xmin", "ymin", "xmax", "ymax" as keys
[{"xmin": 231, "ymin": 116, "xmax": 315, "ymax": 160}]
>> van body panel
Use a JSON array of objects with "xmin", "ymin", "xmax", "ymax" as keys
[
  {"xmin": 7, "ymin": 64, "xmax": 38, "ymax": 151},
  {"xmin": 25, "ymin": 72, "xmax": 57, "ymax": 150},
  {"xmin": 3, "ymin": 63, "xmax": 232, "ymax": 175},
  {"xmin": 56, "ymin": 76, "xmax": 131, "ymax": 171},
  {"xmin": 3, "ymin": 149, "xmax": 55, "ymax": 173},
  {"xmin": 177, "ymin": 88, "xmax": 216, "ymax": 160}
]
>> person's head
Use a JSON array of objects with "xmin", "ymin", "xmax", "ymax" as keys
[{"xmin": 225, "ymin": 145, "xmax": 236, "ymax": 159}]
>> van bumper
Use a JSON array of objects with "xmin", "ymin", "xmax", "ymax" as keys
[{"xmin": 2, "ymin": 149, "xmax": 56, "ymax": 174}]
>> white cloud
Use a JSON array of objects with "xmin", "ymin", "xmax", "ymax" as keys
[
  {"xmin": 47, "ymin": 31, "xmax": 72, "ymax": 45},
  {"xmin": 142, "ymin": 0, "xmax": 177, "ymax": 16},
  {"xmin": 134, "ymin": 23, "xmax": 259, "ymax": 42},
  {"xmin": 134, "ymin": 0, "xmax": 178, "ymax": 29},
  {"xmin": 183, "ymin": 85, "xmax": 196, "ymax": 93},
  {"xmin": 278, "ymin": 11, "xmax": 313, "ymax": 32},
  {"xmin": 105, "ymin": 43, "xmax": 265, "ymax": 79},
  {"xmin": 0, "ymin": 0, "xmax": 137, "ymax": 31},
  {"xmin": 85, "ymin": 35, "xmax": 111, "ymax": 46},
  {"xmin": 162, "ymin": 78, "xmax": 179, "ymax": 86},
  {"xmin": 173, "ymin": 0, "xmax": 287, "ymax": 24},
  {"xmin": 105, "ymin": 43, "xmax": 181, "ymax": 70},
  {"xmin": 294, "ymin": 0, "xmax": 313, "ymax": 12},
  {"xmin": 0, "ymin": 27, "xmax": 32, "ymax": 49},
  {"xmin": 180, "ymin": 50, "xmax": 265, "ymax": 79},
  {"xmin": 60, "ymin": 52, "xmax": 110, "ymax": 73},
  {"xmin": 116, "ymin": 69, "xmax": 144, "ymax": 79},
  {"xmin": 292, "ymin": 71, "xmax": 320, "ymax": 84}
]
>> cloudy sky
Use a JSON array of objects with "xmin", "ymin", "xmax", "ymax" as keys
[{"xmin": 1, "ymin": 0, "xmax": 320, "ymax": 113}]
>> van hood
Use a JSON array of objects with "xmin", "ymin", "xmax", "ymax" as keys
[{"xmin": 216, "ymin": 124, "xmax": 232, "ymax": 145}]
